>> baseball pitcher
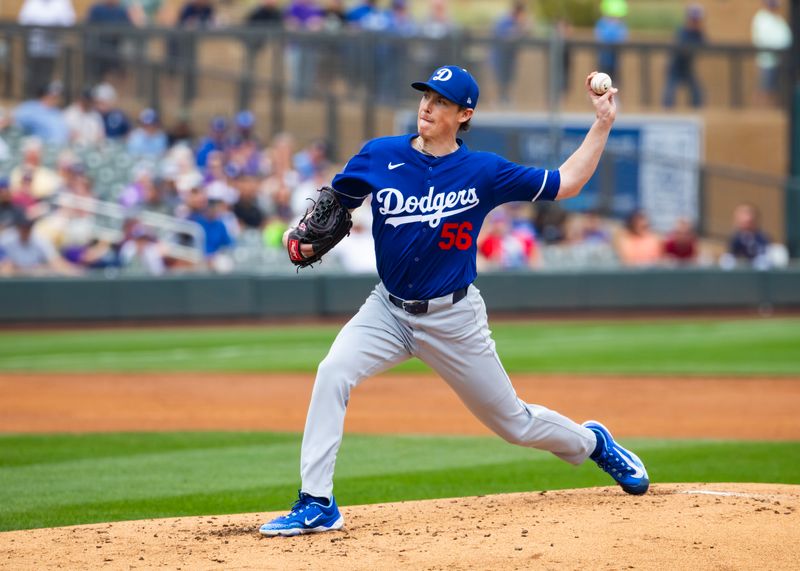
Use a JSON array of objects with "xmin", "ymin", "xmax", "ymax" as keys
[{"xmin": 260, "ymin": 66, "xmax": 649, "ymax": 536}]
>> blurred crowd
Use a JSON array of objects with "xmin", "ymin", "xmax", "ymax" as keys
[
  {"xmin": 1, "ymin": 0, "xmax": 792, "ymax": 277},
  {"xmin": 0, "ymin": 74, "xmax": 787, "ymax": 278},
  {"xmin": 16, "ymin": 0, "xmax": 793, "ymax": 108},
  {"xmin": 0, "ymin": 77, "xmax": 350, "ymax": 276}
]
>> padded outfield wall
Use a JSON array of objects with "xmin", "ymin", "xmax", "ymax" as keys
[{"xmin": 0, "ymin": 269, "xmax": 798, "ymax": 322}]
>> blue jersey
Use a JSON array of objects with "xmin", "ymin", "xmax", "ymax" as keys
[{"xmin": 332, "ymin": 134, "xmax": 560, "ymax": 299}]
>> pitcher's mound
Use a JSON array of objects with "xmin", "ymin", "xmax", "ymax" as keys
[{"xmin": 2, "ymin": 483, "xmax": 799, "ymax": 570}]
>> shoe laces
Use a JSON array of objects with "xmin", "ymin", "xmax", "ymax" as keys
[
  {"xmin": 595, "ymin": 444, "xmax": 636, "ymax": 479},
  {"xmin": 286, "ymin": 491, "xmax": 315, "ymax": 517}
]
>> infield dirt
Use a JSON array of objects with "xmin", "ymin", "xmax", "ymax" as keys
[
  {"xmin": 1, "ymin": 372, "xmax": 799, "ymax": 438},
  {"xmin": 2, "ymin": 372, "xmax": 799, "ymax": 569}
]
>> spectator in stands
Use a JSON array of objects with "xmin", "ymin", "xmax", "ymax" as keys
[
  {"xmin": 233, "ymin": 110, "xmax": 258, "ymax": 144},
  {"xmin": 578, "ymin": 209, "xmax": 611, "ymax": 244},
  {"xmin": 722, "ymin": 203, "xmax": 772, "ymax": 268},
  {"xmin": 0, "ymin": 180, "xmax": 24, "ymax": 232},
  {"xmin": 232, "ymin": 169, "xmax": 266, "ymax": 230},
  {"xmin": 177, "ymin": 0, "xmax": 215, "ymax": 26},
  {"xmin": 262, "ymin": 132, "xmax": 300, "ymax": 183},
  {"xmin": 13, "ymin": 81, "xmax": 69, "ymax": 147},
  {"xmin": 615, "ymin": 210, "xmax": 663, "ymax": 267},
  {"xmin": 345, "ymin": 0, "xmax": 379, "ymax": 26},
  {"xmin": 119, "ymin": 164, "xmax": 156, "ymax": 209},
  {"xmin": 166, "ymin": 108, "xmax": 195, "ymax": 147},
  {"xmin": 420, "ymin": 0, "xmax": 457, "ymax": 39},
  {"xmin": 127, "ymin": 108, "xmax": 168, "ymax": 160},
  {"xmin": 293, "ymin": 139, "xmax": 330, "ymax": 182},
  {"xmin": 195, "ymin": 116, "xmax": 230, "ymax": 168},
  {"xmin": 18, "ymin": 0, "xmax": 76, "ymax": 99},
  {"xmin": 119, "ymin": 224, "xmax": 166, "ymax": 274},
  {"xmin": 321, "ymin": 0, "xmax": 347, "ymax": 30},
  {"xmin": 285, "ymin": 0, "xmax": 325, "ymax": 100},
  {"xmin": 478, "ymin": 207, "xmax": 540, "ymax": 270},
  {"xmin": 10, "ymin": 171, "xmax": 40, "ymax": 214},
  {"xmin": 92, "ymin": 83, "xmax": 131, "ymax": 140},
  {"xmin": 491, "ymin": 1, "xmax": 531, "ymax": 105},
  {"xmin": 165, "ymin": 144, "xmax": 202, "ymax": 203},
  {"xmin": 64, "ymin": 87, "xmax": 106, "ymax": 148},
  {"xmin": 10, "ymin": 137, "xmax": 61, "ymax": 201},
  {"xmin": 0, "ymin": 107, "xmax": 11, "ymax": 163},
  {"xmin": 86, "ymin": 0, "xmax": 134, "ymax": 83},
  {"xmin": 247, "ymin": 0, "xmax": 283, "ymax": 26},
  {"xmin": 365, "ymin": 0, "xmax": 416, "ymax": 102},
  {"xmin": 533, "ymin": 202, "xmax": 569, "ymax": 244},
  {"xmin": 123, "ymin": 0, "xmax": 164, "ymax": 26},
  {"xmin": 228, "ymin": 111, "xmax": 262, "ymax": 175},
  {"xmin": 594, "ymin": 0, "xmax": 628, "ymax": 87},
  {"xmin": 662, "ymin": 4, "xmax": 705, "ymax": 109},
  {"xmin": 663, "ymin": 217, "xmax": 698, "ymax": 265},
  {"xmin": 0, "ymin": 215, "xmax": 81, "ymax": 276},
  {"xmin": 752, "ymin": 0, "xmax": 793, "ymax": 106},
  {"xmin": 173, "ymin": 0, "xmax": 217, "ymax": 102},
  {"xmin": 183, "ymin": 183, "xmax": 234, "ymax": 272}
]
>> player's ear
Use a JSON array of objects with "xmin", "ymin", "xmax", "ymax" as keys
[{"xmin": 458, "ymin": 107, "xmax": 474, "ymax": 125}]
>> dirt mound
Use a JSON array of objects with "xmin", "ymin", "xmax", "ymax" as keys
[{"xmin": 2, "ymin": 483, "xmax": 798, "ymax": 570}]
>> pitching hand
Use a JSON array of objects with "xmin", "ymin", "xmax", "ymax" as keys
[{"xmin": 586, "ymin": 72, "xmax": 617, "ymax": 125}]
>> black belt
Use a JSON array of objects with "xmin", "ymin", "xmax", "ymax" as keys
[{"xmin": 388, "ymin": 286, "xmax": 469, "ymax": 315}]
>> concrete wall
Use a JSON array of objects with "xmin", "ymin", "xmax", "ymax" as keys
[{"xmin": 1, "ymin": 268, "xmax": 797, "ymax": 323}]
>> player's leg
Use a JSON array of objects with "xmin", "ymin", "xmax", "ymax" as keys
[
  {"xmin": 414, "ymin": 285, "xmax": 648, "ymax": 493},
  {"xmin": 300, "ymin": 287, "xmax": 413, "ymax": 498},
  {"xmin": 260, "ymin": 285, "xmax": 413, "ymax": 536},
  {"xmin": 413, "ymin": 286, "xmax": 594, "ymax": 463}
]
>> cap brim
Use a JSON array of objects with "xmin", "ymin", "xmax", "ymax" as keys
[{"xmin": 411, "ymin": 81, "xmax": 455, "ymax": 103}]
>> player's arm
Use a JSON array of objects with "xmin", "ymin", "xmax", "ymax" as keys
[{"xmin": 556, "ymin": 72, "xmax": 618, "ymax": 201}]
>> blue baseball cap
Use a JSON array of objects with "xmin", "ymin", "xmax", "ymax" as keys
[
  {"xmin": 236, "ymin": 110, "xmax": 255, "ymax": 129},
  {"xmin": 412, "ymin": 65, "xmax": 480, "ymax": 109}
]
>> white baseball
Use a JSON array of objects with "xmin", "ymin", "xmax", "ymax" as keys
[{"xmin": 590, "ymin": 72, "xmax": 612, "ymax": 95}]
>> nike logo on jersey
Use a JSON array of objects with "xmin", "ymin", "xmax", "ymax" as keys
[
  {"xmin": 388, "ymin": 162, "xmax": 405, "ymax": 170},
  {"xmin": 376, "ymin": 186, "xmax": 480, "ymax": 228},
  {"xmin": 304, "ymin": 513, "xmax": 322, "ymax": 526}
]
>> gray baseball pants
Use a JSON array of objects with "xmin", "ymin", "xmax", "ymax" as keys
[{"xmin": 300, "ymin": 282, "xmax": 597, "ymax": 499}]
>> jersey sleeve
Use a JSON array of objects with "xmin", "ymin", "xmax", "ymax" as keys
[
  {"xmin": 331, "ymin": 142, "xmax": 374, "ymax": 209},
  {"xmin": 492, "ymin": 155, "xmax": 561, "ymax": 207}
]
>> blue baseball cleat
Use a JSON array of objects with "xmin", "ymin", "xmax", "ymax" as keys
[
  {"xmin": 583, "ymin": 420, "xmax": 650, "ymax": 495},
  {"xmin": 259, "ymin": 491, "xmax": 344, "ymax": 536}
]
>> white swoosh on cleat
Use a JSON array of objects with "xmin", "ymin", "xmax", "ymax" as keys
[
  {"xmin": 304, "ymin": 513, "xmax": 322, "ymax": 526},
  {"xmin": 615, "ymin": 446, "xmax": 645, "ymax": 478}
]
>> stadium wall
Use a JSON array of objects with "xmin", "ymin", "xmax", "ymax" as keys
[{"xmin": 1, "ymin": 269, "xmax": 798, "ymax": 322}]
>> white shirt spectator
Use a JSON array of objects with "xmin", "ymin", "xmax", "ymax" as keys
[
  {"xmin": 64, "ymin": 99, "xmax": 105, "ymax": 147},
  {"xmin": 18, "ymin": 0, "xmax": 77, "ymax": 57},
  {"xmin": 752, "ymin": 5, "xmax": 792, "ymax": 69}
]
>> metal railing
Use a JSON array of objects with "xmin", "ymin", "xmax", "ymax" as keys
[
  {"xmin": 52, "ymin": 192, "xmax": 205, "ymax": 264},
  {"xmin": 0, "ymin": 23, "xmax": 792, "ymax": 143}
]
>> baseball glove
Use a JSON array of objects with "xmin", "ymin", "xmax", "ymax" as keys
[{"xmin": 286, "ymin": 186, "xmax": 352, "ymax": 268}]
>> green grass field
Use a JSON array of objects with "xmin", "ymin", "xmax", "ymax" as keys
[
  {"xmin": 2, "ymin": 317, "xmax": 799, "ymax": 375},
  {"xmin": 1, "ymin": 317, "xmax": 799, "ymax": 532},
  {"xmin": 1, "ymin": 432, "xmax": 799, "ymax": 532}
]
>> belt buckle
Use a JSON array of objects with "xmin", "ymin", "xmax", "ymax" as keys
[{"xmin": 402, "ymin": 300, "xmax": 427, "ymax": 315}]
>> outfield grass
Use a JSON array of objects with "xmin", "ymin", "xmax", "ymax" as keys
[
  {"xmin": 1, "ymin": 432, "xmax": 799, "ymax": 532},
  {"xmin": 1, "ymin": 318, "xmax": 799, "ymax": 375}
]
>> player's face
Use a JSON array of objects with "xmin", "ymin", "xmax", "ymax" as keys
[{"xmin": 417, "ymin": 90, "xmax": 472, "ymax": 139}]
